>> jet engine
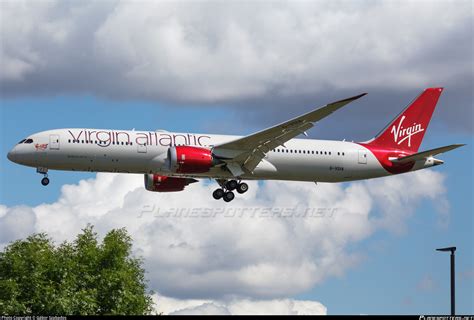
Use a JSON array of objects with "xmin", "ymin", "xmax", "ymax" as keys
[
  {"xmin": 167, "ymin": 146, "xmax": 219, "ymax": 173},
  {"xmin": 144, "ymin": 174, "xmax": 198, "ymax": 192}
]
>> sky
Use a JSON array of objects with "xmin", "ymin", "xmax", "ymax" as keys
[{"xmin": 0, "ymin": 0, "xmax": 473, "ymax": 315}]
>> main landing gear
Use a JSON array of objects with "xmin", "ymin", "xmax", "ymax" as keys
[
  {"xmin": 212, "ymin": 179, "xmax": 249, "ymax": 202},
  {"xmin": 37, "ymin": 167, "xmax": 49, "ymax": 186}
]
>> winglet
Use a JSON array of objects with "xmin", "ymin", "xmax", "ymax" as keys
[{"xmin": 333, "ymin": 92, "xmax": 368, "ymax": 104}]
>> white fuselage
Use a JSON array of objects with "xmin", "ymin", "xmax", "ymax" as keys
[{"xmin": 7, "ymin": 128, "xmax": 434, "ymax": 182}]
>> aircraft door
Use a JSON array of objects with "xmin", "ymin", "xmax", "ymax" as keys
[
  {"xmin": 137, "ymin": 143, "xmax": 147, "ymax": 153},
  {"xmin": 50, "ymin": 134, "xmax": 60, "ymax": 150},
  {"xmin": 358, "ymin": 150, "xmax": 367, "ymax": 164}
]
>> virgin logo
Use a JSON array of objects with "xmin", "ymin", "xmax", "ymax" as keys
[
  {"xmin": 35, "ymin": 143, "xmax": 48, "ymax": 150},
  {"xmin": 390, "ymin": 116, "xmax": 424, "ymax": 147}
]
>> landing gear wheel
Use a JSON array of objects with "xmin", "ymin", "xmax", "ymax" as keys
[
  {"xmin": 223, "ymin": 191, "xmax": 235, "ymax": 202},
  {"xmin": 41, "ymin": 177, "xmax": 50, "ymax": 186},
  {"xmin": 237, "ymin": 182, "xmax": 249, "ymax": 194},
  {"xmin": 213, "ymin": 188, "xmax": 224, "ymax": 200},
  {"xmin": 226, "ymin": 180, "xmax": 238, "ymax": 191}
]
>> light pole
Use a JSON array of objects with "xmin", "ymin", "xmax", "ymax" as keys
[{"xmin": 436, "ymin": 246, "xmax": 456, "ymax": 315}]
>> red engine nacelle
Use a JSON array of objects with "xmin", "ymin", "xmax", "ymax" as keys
[
  {"xmin": 144, "ymin": 174, "xmax": 198, "ymax": 192},
  {"xmin": 167, "ymin": 146, "xmax": 217, "ymax": 173}
]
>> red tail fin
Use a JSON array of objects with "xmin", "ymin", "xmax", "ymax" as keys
[{"xmin": 367, "ymin": 87, "xmax": 443, "ymax": 153}]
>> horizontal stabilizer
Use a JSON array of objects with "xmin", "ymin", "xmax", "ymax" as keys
[{"xmin": 391, "ymin": 144, "xmax": 465, "ymax": 164}]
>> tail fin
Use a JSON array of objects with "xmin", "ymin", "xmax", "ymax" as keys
[{"xmin": 367, "ymin": 87, "xmax": 443, "ymax": 152}]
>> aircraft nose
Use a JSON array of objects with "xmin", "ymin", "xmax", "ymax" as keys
[{"xmin": 7, "ymin": 149, "xmax": 16, "ymax": 162}]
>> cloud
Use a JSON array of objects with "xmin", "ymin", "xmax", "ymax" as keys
[
  {"xmin": 154, "ymin": 294, "xmax": 326, "ymax": 315},
  {"xmin": 170, "ymin": 302, "xmax": 230, "ymax": 315},
  {"xmin": 1, "ymin": 1, "xmax": 472, "ymax": 132},
  {"xmin": 0, "ymin": 205, "xmax": 36, "ymax": 246},
  {"xmin": 364, "ymin": 169, "xmax": 449, "ymax": 233},
  {"xmin": 0, "ymin": 169, "xmax": 448, "ymax": 305}
]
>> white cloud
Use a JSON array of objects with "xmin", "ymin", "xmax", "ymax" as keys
[
  {"xmin": 170, "ymin": 302, "xmax": 230, "ymax": 315},
  {"xmin": 153, "ymin": 294, "xmax": 327, "ymax": 315},
  {"xmin": 365, "ymin": 169, "xmax": 450, "ymax": 233},
  {"xmin": 0, "ymin": 205, "xmax": 36, "ymax": 246},
  {"xmin": 0, "ymin": 169, "xmax": 448, "ymax": 307},
  {"xmin": 0, "ymin": 1, "xmax": 471, "ymax": 104}
]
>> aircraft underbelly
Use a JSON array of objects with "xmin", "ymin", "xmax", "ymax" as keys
[{"xmin": 39, "ymin": 140, "xmax": 390, "ymax": 182}]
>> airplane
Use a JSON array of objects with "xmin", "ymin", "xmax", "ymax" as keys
[{"xmin": 7, "ymin": 87, "xmax": 464, "ymax": 202}]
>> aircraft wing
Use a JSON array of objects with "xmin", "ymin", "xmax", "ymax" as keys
[
  {"xmin": 390, "ymin": 144, "xmax": 465, "ymax": 164},
  {"xmin": 212, "ymin": 93, "xmax": 367, "ymax": 176}
]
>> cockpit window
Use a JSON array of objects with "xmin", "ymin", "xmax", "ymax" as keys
[
  {"xmin": 24, "ymin": 139, "xmax": 33, "ymax": 144},
  {"xmin": 18, "ymin": 139, "xmax": 26, "ymax": 144}
]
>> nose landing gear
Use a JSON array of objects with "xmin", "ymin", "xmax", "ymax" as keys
[
  {"xmin": 41, "ymin": 177, "xmax": 50, "ymax": 186},
  {"xmin": 37, "ymin": 167, "xmax": 49, "ymax": 186},
  {"xmin": 213, "ymin": 179, "xmax": 248, "ymax": 202}
]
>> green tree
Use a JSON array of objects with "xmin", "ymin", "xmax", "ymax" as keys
[{"xmin": 0, "ymin": 225, "xmax": 154, "ymax": 315}]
